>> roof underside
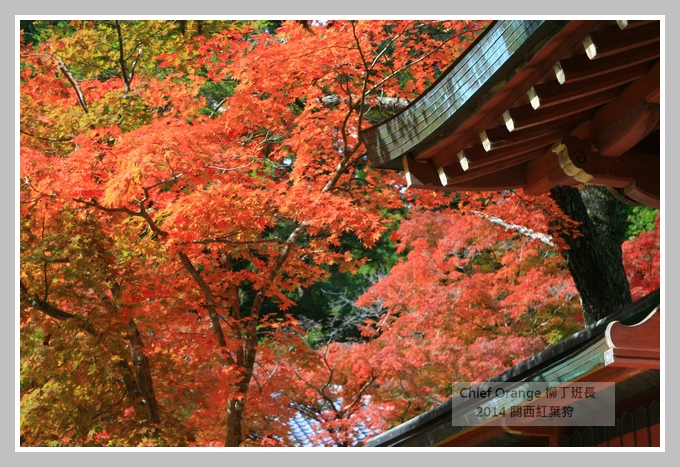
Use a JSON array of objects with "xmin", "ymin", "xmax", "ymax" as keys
[{"xmin": 360, "ymin": 19, "xmax": 661, "ymax": 207}]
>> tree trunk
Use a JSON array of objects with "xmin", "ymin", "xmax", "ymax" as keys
[
  {"xmin": 126, "ymin": 318, "xmax": 161, "ymax": 424},
  {"xmin": 225, "ymin": 399, "xmax": 245, "ymax": 446},
  {"xmin": 225, "ymin": 327, "xmax": 258, "ymax": 446},
  {"xmin": 549, "ymin": 185, "xmax": 632, "ymax": 323},
  {"xmin": 20, "ymin": 282, "xmax": 162, "ymax": 425}
]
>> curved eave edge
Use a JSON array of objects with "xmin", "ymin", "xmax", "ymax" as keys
[
  {"xmin": 360, "ymin": 20, "xmax": 567, "ymax": 170},
  {"xmin": 365, "ymin": 289, "xmax": 660, "ymax": 447}
]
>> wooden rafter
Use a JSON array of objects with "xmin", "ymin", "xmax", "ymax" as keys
[
  {"xmin": 502, "ymin": 88, "xmax": 621, "ymax": 133},
  {"xmin": 573, "ymin": 62, "xmax": 661, "ymax": 155},
  {"xmin": 461, "ymin": 131, "xmax": 576, "ymax": 170},
  {"xmin": 554, "ymin": 42, "xmax": 659, "ymax": 84},
  {"xmin": 478, "ymin": 110, "xmax": 593, "ymax": 151},
  {"xmin": 362, "ymin": 19, "xmax": 661, "ymax": 208},
  {"xmin": 529, "ymin": 62, "xmax": 651, "ymax": 109},
  {"xmin": 438, "ymin": 166, "xmax": 527, "ymax": 192},
  {"xmin": 426, "ymin": 20, "xmax": 599, "ymax": 168},
  {"xmin": 583, "ymin": 21, "xmax": 660, "ymax": 59}
]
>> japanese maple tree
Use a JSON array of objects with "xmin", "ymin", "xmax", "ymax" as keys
[
  {"xmin": 622, "ymin": 213, "xmax": 660, "ymax": 300},
  {"xmin": 20, "ymin": 19, "xmax": 486, "ymax": 446},
  {"xmin": 310, "ymin": 193, "xmax": 659, "ymax": 439},
  {"xmin": 334, "ymin": 192, "xmax": 583, "ymax": 426}
]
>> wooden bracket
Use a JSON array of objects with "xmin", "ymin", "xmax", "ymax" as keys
[
  {"xmin": 552, "ymin": 136, "xmax": 659, "ymax": 207},
  {"xmin": 554, "ymin": 136, "xmax": 596, "ymax": 184}
]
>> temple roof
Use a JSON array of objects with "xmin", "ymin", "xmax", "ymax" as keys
[
  {"xmin": 360, "ymin": 19, "xmax": 661, "ymax": 208},
  {"xmin": 366, "ymin": 289, "xmax": 660, "ymax": 447}
]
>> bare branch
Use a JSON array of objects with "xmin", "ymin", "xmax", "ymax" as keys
[
  {"xmin": 471, "ymin": 210, "xmax": 555, "ymax": 247},
  {"xmin": 365, "ymin": 28, "xmax": 482, "ymax": 97},
  {"xmin": 177, "ymin": 252, "xmax": 230, "ymax": 351},
  {"xmin": 20, "ymin": 280, "xmax": 98, "ymax": 336},
  {"xmin": 115, "ymin": 20, "xmax": 132, "ymax": 92},
  {"xmin": 76, "ymin": 198, "xmax": 169, "ymax": 239},
  {"xmin": 248, "ymin": 220, "xmax": 309, "ymax": 322},
  {"xmin": 209, "ymin": 97, "xmax": 228, "ymax": 117},
  {"xmin": 203, "ymin": 162, "xmax": 254, "ymax": 173},
  {"xmin": 23, "ymin": 52, "xmax": 91, "ymax": 113},
  {"xmin": 141, "ymin": 172, "xmax": 186, "ymax": 193},
  {"xmin": 55, "ymin": 61, "xmax": 89, "ymax": 113},
  {"xmin": 341, "ymin": 373, "xmax": 375, "ymax": 413},
  {"xmin": 20, "ymin": 128, "xmax": 75, "ymax": 142},
  {"xmin": 188, "ymin": 237, "xmax": 283, "ymax": 246},
  {"xmin": 370, "ymin": 31, "xmax": 404, "ymax": 68},
  {"xmin": 292, "ymin": 365, "xmax": 337, "ymax": 413},
  {"xmin": 350, "ymin": 21, "xmax": 371, "ymax": 135}
]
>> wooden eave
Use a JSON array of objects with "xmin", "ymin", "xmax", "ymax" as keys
[
  {"xmin": 365, "ymin": 290, "xmax": 660, "ymax": 447},
  {"xmin": 604, "ymin": 305, "xmax": 661, "ymax": 370},
  {"xmin": 360, "ymin": 19, "xmax": 661, "ymax": 207}
]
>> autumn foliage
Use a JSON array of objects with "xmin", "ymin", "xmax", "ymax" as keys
[
  {"xmin": 19, "ymin": 20, "xmax": 659, "ymax": 447},
  {"xmin": 622, "ymin": 214, "xmax": 661, "ymax": 300}
]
